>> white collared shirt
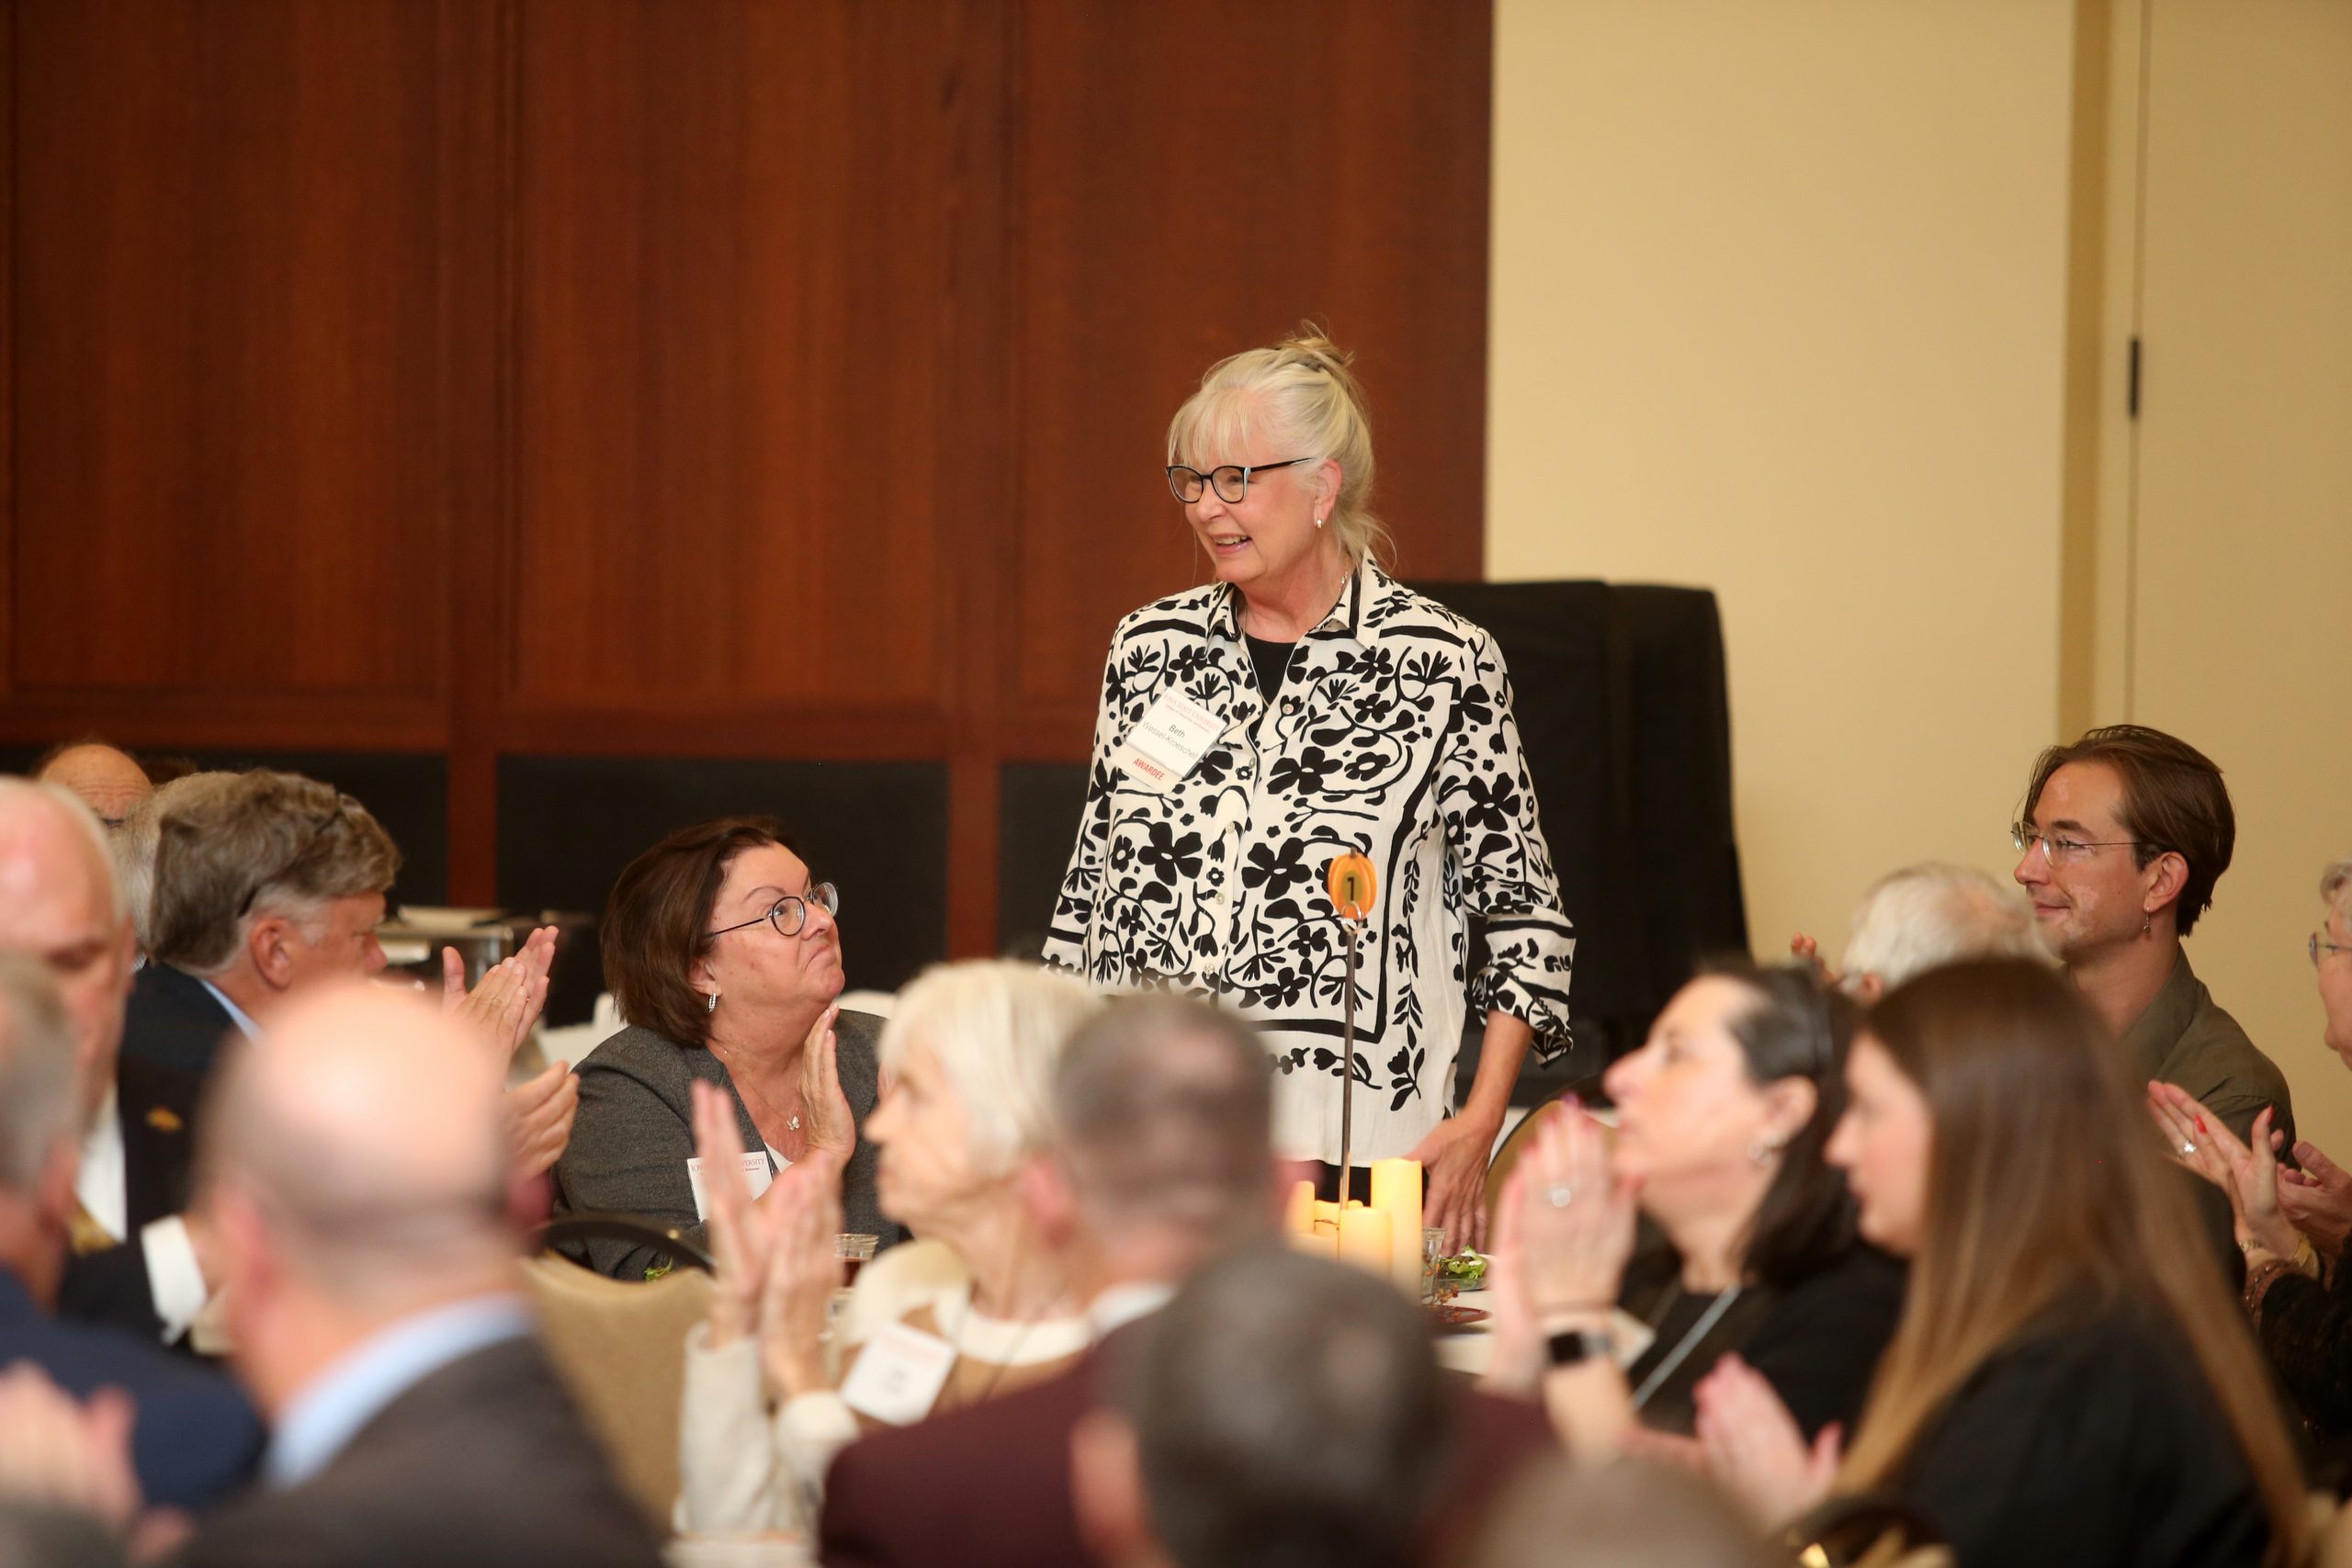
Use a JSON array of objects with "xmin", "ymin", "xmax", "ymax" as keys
[
  {"xmin": 1045, "ymin": 558, "xmax": 1577, "ymax": 1164},
  {"xmin": 75, "ymin": 1082, "xmax": 209, "ymax": 1344}
]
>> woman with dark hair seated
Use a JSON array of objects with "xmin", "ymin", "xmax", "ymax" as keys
[
  {"xmin": 553, "ymin": 816, "xmax": 900, "ymax": 1280},
  {"xmin": 1486, "ymin": 962, "xmax": 1905, "ymax": 1456},
  {"xmin": 1700, "ymin": 959, "xmax": 2307, "ymax": 1568}
]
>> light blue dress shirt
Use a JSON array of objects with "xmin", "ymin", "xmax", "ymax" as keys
[{"xmin": 197, "ymin": 979, "xmax": 262, "ymax": 1043}]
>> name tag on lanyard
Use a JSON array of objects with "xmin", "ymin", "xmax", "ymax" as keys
[{"xmin": 1111, "ymin": 689, "xmax": 1227, "ymax": 794}]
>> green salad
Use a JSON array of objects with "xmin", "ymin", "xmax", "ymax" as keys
[{"xmin": 1437, "ymin": 1252, "xmax": 1487, "ymax": 1291}]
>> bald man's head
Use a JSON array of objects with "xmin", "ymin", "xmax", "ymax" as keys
[
  {"xmin": 0, "ymin": 781, "xmax": 134, "ymax": 1121},
  {"xmin": 199, "ymin": 983, "xmax": 512, "ymax": 1306},
  {"xmin": 32, "ymin": 743, "xmax": 152, "ymax": 829}
]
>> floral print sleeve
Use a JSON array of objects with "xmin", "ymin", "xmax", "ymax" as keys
[
  {"xmin": 1436, "ymin": 627, "xmax": 1575, "ymax": 1053},
  {"xmin": 1040, "ymin": 561, "xmax": 1577, "ymax": 1165}
]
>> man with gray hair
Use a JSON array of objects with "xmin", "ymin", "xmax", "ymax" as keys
[
  {"xmin": 119, "ymin": 769, "xmax": 575, "ymax": 1184},
  {"xmin": 1070, "ymin": 1247, "xmax": 1452, "ymax": 1568},
  {"xmin": 122, "ymin": 770, "xmax": 401, "ymax": 1081},
  {"xmin": 0, "ymin": 951, "xmax": 260, "ymax": 1514},
  {"xmin": 1834, "ymin": 863, "xmax": 2051, "ymax": 1002}
]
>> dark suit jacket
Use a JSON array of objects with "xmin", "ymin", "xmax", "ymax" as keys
[
  {"xmin": 58, "ymin": 1055, "xmax": 207, "ymax": 1341},
  {"xmin": 552, "ymin": 1014, "xmax": 902, "ymax": 1280},
  {"xmin": 820, "ymin": 1325, "xmax": 1555, "ymax": 1568},
  {"xmin": 119, "ymin": 963, "xmax": 244, "ymax": 1082},
  {"xmin": 177, "ymin": 1335, "xmax": 662, "ymax": 1568},
  {"xmin": 0, "ymin": 1269, "xmax": 260, "ymax": 1514}
]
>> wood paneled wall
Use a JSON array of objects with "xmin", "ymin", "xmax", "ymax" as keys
[{"xmin": 0, "ymin": 0, "xmax": 1491, "ymax": 957}]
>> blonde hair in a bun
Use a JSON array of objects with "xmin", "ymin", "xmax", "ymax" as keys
[{"xmin": 1167, "ymin": 326, "xmax": 1392, "ymax": 569}]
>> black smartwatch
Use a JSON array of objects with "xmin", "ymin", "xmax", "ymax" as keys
[{"xmin": 1544, "ymin": 1326, "xmax": 1612, "ymax": 1368}]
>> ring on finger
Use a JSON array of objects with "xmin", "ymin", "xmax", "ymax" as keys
[{"xmin": 1545, "ymin": 1183, "xmax": 1575, "ymax": 1209}]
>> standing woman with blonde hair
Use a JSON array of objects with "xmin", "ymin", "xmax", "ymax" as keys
[
  {"xmin": 1698, "ymin": 959, "xmax": 2307, "ymax": 1567},
  {"xmin": 1044, "ymin": 332, "xmax": 1576, "ymax": 1246}
]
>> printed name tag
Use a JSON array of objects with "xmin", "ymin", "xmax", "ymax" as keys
[
  {"xmin": 684, "ymin": 1151, "xmax": 775, "ymax": 1222},
  {"xmin": 1110, "ymin": 690, "xmax": 1224, "ymax": 793},
  {"xmin": 839, "ymin": 1321, "xmax": 957, "ymax": 1426}
]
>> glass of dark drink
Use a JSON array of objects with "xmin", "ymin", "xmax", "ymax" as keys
[{"xmin": 836, "ymin": 1232, "xmax": 878, "ymax": 1285}]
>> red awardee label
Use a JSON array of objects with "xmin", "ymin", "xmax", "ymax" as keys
[{"xmin": 1326, "ymin": 852, "xmax": 1376, "ymax": 920}]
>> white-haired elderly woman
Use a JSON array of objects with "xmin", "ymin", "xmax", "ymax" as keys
[
  {"xmin": 1044, "ymin": 331, "xmax": 1576, "ymax": 1247},
  {"xmin": 676, "ymin": 960, "xmax": 1104, "ymax": 1536},
  {"xmin": 2148, "ymin": 855, "xmax": 2352, "ymax": 1453}
]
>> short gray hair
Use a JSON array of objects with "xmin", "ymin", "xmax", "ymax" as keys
[
  {"xmin": 149, "ymin": 771, "xmax": 400, "ymax": 976},
  {"xmin": 1841, "ymin": 863, "xmax": 2051, "ymax": 992},
  {"xmin": 1054, "ymin": 995, "xmax": 1272, "ymax": 1237},
  {"xmin": 0, "ymin": 778, "xmax": 124, "ymax": 927},
  {"xmin": 877, "ymin": 961, "xmax": 1103, "ymax": 1178},
  {"xmin": 2323, "ymin": 859, "xmax": 2352, "ymax": 926},
  {"xmin": 0, "ymin": 952, "xmax": 78, "ymax": 1192},
  {"xmin": 115, "ymin": 772, "xmax": 238, "ymax": 952},
  {"xmin": 1110, "ymin": 1247, "xmax": 1446, "ymax": 1568}
]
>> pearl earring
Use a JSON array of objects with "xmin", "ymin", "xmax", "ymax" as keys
[{"xmin": 1314, "ymin": 515, "xmax": 1326, "ymax": 530}]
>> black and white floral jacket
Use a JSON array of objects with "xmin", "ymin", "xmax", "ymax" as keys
[{"xmin": 1043, "ymin": 558, "xmax": 1576, "ymax": 1163}]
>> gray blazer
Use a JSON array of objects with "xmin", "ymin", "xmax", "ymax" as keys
[{"xmin": 551, "ymin": 1012, "xmax": 903, "ymax": 1280}]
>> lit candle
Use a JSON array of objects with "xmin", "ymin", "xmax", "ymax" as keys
[
  {"xmin": 1370, "ymin": 1158, "xmax": 1424, "ymax": 1294},
  {"xmin": 1284, "ymin": 1179, "xmax": 1317, "ymax": 1237},
  {"xmin": 1339, "ymin": 1201, "xmax": 1392, "ymax": 1276}
]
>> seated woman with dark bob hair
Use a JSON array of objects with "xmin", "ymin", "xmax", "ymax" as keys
[
  {"xmin": 1486, "ymin": 961, "xmax": 1905, "ymax": 1455},
  {"xmin": 554, "ymin": 816, "xmax": 899, "ymax": 1279}
]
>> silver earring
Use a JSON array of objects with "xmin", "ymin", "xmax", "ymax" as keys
[
  {"xmin": 1314, "ymin": 515, "xmax": 1326, "ymax": 529},
  {"xmin": 1748, "ymin": 1135, "xmax": 1783, "ymax": 1166},
  {"xmin": 2143, "ymin": 912, "xmax": 2153, "ymax": 937},
  {"xmin": 706, "ymin": 991, "xmax": 718, "ymax": 1014}
]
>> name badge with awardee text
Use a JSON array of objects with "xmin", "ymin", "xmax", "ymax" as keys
[
  {"xmin": 839, "ymin": 1320, "xmax": 958, "ymax": 1425},
  {"xmin": 684, "ymin": 1151, "xmax": 775, "ymax": 1222},
  {"xmin": 1110, "ymin": 689, "xmax": 1226, "ymax": 794}
]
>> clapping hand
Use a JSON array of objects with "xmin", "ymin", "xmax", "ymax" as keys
[
  {"xmin": 797, "ymin": 1006, "xmax": 856, "ymax": 1168},
  {"xmin": 506, "ymin": 1057, "xmax": 579, "ymax": 1181},
  {"xmin": 695, "ymin": 1079, "xmax": 781, "ymax": 1349},
  {"xmin": 1693, "ymin": 1354, "xmax": 1840, "ymax": 1527},
  {"xmin": 445, "ymin": 925, "xmax": 560, "ymax": 1060},
  {"xmin": 2146, "ymin": 1083, "xmax": 2301, "ymax": 1260},
  {"xmin": 756, "ymin": 1161, "xmax": 845, "ymax": 1400},
  {"xmin": 1512, "ymin": 1099, "xmax": 1640, "ymax": 1322},
  {"xmin": 2280, "ymin": 1140, "xmax": 2352, "ymax": 1261},
  {"xmin": 1789, "ymin": 931, "xmax": 1843, "ymax": 991}
]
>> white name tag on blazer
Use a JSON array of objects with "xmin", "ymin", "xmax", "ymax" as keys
[
  {"xmin": 684, "ymin": 1151, "xmax": 774, "ymax": 1222},
  {"xmin": 840, "ymin": 1321, "xmax": 957, "ymax": 1426},
  {"xmin": 1112, "ymin": 690, "xmax": 1224, "ymax": 792}
]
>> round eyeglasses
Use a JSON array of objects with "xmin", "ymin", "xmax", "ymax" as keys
[
  {"xmin": 2010, "ymin": 822, "xmax": 2146, "ymax": 867},
  {"xmin": 707, "ymin": 883, "xmax": 839, "ymax": 941},
  {"xmin": 1166, "ymin": 457, "xmax": 1309, "ymax": 505},
  {"xmin": 2313, "ymin": 931, "xmax": 2352, "ymax": 968}
]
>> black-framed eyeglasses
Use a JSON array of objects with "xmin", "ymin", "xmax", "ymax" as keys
[
  {"xmin": 2313, "ymin": 931, "xmax": 2352, "ymax": 968},
  {"xmin": 707, "ymin": 883, "xmax": 840, "ymax": 942},
  {"xmin": 2010, "ymin": 822, "xmax": 2147, "ymax": 867},
  {"xmin": 237, "ymin": 794, "xmax": 359, "ymax": 919},
  {"xmin": 1166, "ymin": 457, "xmax": 1309, "ymax": 505}
]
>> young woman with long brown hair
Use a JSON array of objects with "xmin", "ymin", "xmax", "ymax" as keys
[{"xmin": 1697, "ymin": 957, "xmax": 2306, "ymax": 1567}]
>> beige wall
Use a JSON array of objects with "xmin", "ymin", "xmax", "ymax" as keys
[
  {"xmin": 2119, "ymin": 1, "xmax": 2352, "ymax": 1154},
  {"xmin": 1487, "ymin": 0, "xmax": 2080, "ymax": 962},
  {"xmin": 1487, "ymin": 0, "xmax": 2352, "ymax": 1154}
]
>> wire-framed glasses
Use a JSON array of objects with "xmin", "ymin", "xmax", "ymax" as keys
[
  {"xmin": 707, "ymin": 883, "xmax": 840, "ymax": 941},
  {"xmin": 2313, "ymin": 931, "xmax": 2352, "ymax": 968},
  {"xmin": 1166, "ymin": 457, "xmax": 1309, "ymax": 505},
  {"xmin": 2009, "ymin": 822, "xmax": 2146, "ymax": 867}
]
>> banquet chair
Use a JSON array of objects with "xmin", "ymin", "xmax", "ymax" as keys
[{"xmin": 523, "ymin": 1242, "xmax": 715, "ymax": 1530}]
